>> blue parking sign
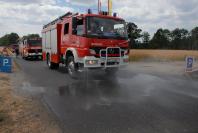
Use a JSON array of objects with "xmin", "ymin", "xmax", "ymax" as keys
[
  {"xmin": 0, "ymin": 56, "xmax": 12, "ymax": 73},
  {"xmin": 186, "ymin": 56, "xmax": 194, "ymax": 72}
]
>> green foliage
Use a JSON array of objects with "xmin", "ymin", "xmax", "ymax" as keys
[
  {"xmin": 150, "ymin": 29, "xmax": 171, "ymax": 49},
  {"xmin": 125, "ymin": 19, "xmax": 197, "ymax": 50},
  {"xmin": 0, "ymin": 33, "xmax": 19, "ymax": 46},
  {"xmin": 126, "ymin": 24, "xmax": 198, "ymax": 50},
  {"xmin": 191, "ymin": 27, "xmax": 198, "ymax": 50},
  {"xmin": 141, "ymin": 32, "xmax": 150, "ymax": 49},
  {"xmin": 127, "ymin": 22, "xmax": 142, "ymax": 48},
  {"xmin": 170, "ymin": 28, "xmax": 189, "ymax": 49},
  {"xmin": 22, "ymin": 34, "xmax": 40, "ymax": 40},
  {"xmin": 0, "ymin": 33, "xmax": 40, "ymax": 46}
]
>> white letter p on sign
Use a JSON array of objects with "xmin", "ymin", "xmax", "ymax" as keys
[{"xmin": 3, "ymin": 59, "xmax": 9, "ymax": 66}]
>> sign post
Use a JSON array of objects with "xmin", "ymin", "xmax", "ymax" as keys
[
  {"xmin": 0, "ymin": 56, "xmax": 12, "ymax": 73},
  {"xmin": 186, "ymin": 56, "xmax": 194, "ymax": 72}
]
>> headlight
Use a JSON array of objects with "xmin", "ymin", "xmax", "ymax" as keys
[{"xmin": 86, "ymin": 60, "xmax": 98, "ymax": 65}]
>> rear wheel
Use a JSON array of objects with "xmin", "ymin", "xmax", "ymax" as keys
[{"xmin": 47, "ymin": 54, "xmax": 59, "ymax": 69}]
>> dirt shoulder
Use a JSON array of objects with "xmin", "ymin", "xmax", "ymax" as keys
[{"xmin": 0, "ymin": 72, "xmax": 62, "ymax": 132}]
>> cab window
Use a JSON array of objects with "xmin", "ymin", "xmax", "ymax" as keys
[
  {"xmin": 64, "ymin": 23, "xmax": 69, "ymax": 35},
  {"xmin": 76, "ymin": 18, "xmax": 84, "ymax": 36}
]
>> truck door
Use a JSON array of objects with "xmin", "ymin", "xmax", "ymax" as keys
[
  {"xmin": 71, "ymin": 17, "xmax": 85, "ymax": 54},
  {"xmin": 62, "ymin": 22, "xmax": 70, "ymax": 47}
]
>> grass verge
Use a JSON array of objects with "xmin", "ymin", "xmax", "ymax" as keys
[
  {"xmin": 130, "ymin": 50, "xmax": 198, "ymax": 62},
  {"xmin": 0, "ymin": 73, "xmax": 61, "ymax": 133}
]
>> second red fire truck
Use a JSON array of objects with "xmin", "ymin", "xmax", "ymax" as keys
[
  {"xmin": 19, "ymin": 37, "xmax": 42, "ymax": 60},
  {"xmin": 42, "ymin": 10, "xmax": 129, "ymax": 78}
]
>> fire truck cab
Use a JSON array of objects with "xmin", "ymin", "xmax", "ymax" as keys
[{"xmin": 42, "ymin": 11, "xmax": 129, "ymax": 78}]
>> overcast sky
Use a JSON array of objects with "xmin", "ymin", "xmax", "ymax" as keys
[{"xmin": 0, "ymin": 0, "xmax": 197, "ymax": 37}]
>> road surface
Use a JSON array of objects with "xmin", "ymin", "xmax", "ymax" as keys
[{"xmin": 12, "ymin": 58, "xmax": 198, "ymax": 133}]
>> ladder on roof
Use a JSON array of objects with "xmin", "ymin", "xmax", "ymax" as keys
[{"xmin": 43, "ymin": 12, "xmax": 73, "ymax": 29}]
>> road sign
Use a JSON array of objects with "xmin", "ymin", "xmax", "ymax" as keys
[
  {"xmin": 186, "ymin": 56, "xmax": 194, "ymax": 72},
  {"xmin": 0, "ymin": 56, "xmax": 12, "ymax": 73}
]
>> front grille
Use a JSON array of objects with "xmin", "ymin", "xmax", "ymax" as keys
[
  {"xmin": 107, "ymin": 62, "xmax": 120, "ymax": 65},
  {"xmin": 91, "ymin": 47, "xmax": 124, "ymax": 57},
  {"xmin": 100, "ymin": 51, "xmax": 121, "ymax": 57}
]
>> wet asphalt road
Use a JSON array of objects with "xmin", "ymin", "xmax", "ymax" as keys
[{"xmin": 13, "ymin": 58, "xmax": 198, "ymax": 133}]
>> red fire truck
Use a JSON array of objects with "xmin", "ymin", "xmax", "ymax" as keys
[
  {"xmin": 19, "ymin": 38, "xmax": 42, "ymax": 60},
  {"xmin": 42, "ymin": 11, "xmax": 129, "ymax": 78}
]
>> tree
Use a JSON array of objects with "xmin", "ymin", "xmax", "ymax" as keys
[
  {"xmin": 150, "ymin": 28, "xmax": 171, "ymax": 49},
  {"xmin": 191, "ymin": 27, "xmax": 198, "ymax": 50},
  {"xmin": 0, "ymin": 35, "xmax": 8, "ymax": 46},
  {"xmin": 171, "ymin": 28, "xmax": 189, "ymax": 49},
  {"xmin": 8, "ymin": 33, "xmax": 19, "ymax": 44},
  {"xmin": 127, "ymin": 22, "xmax": 142, "ymax": 49},
  {"xmin": 0, "ymin": 33, "xmax": 19, "ymax": 46},
  {"xmin": 141, "ymin": 32, "xmax": 150, "ymax": 49},
  {"xmin": 22, "ymin": 34, "xmax": 40, "ymax": 39}
]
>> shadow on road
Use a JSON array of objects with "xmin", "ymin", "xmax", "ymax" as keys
[{"xmin": 58, "ymin": 75, "xmax": 120, "ymax": 98}]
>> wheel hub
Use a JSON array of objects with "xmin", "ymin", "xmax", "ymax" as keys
[{"xmin": 68, "ymin": 61, "xmax": 75, "ymax": 75}]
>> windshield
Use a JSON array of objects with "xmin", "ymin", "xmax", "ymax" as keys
[
  {"xmin": 28, "ymin": 40, "xmax": 42, "ymax": 46},
  {"xmin": 87, "ymin": 17, "xmax": 128, "ymax": 40}
]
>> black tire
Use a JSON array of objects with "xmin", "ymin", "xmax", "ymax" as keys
[
  {"xmin": 67, "ymin": 56, "xmax": 78, "ymax": 79},
  {"xmin": 47, "ymin": 54, "xmax": 59, "ymax": 69},
  {"xmin": 23, "ymin": 56, "xmax": 28, "ymax": 60}
]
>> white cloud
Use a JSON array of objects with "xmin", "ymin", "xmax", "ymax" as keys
[
  {"xmin": 66, "ymin": 0, "xmax": 96, "ymax": 6},
  {"xmin": 0, "ymin": 1, "xmax": 73, "ymax": 37},
  {"xmin": 0, "ymin": 0, "xmax": 197, "ymax": 37},
  {"xmin": 113, "ymin": 0, "xmax": 198, "ymax": 35},
  {"xmin": 0, "ymin": 0, "xmax": 56, "ymax": 5}
]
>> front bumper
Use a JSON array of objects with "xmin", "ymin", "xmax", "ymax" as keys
[
  {"xmin": 26, "ymin": 53, "xmax": 42, "ymax": 58},
  {"xmin": 82, "ymin": 55, "xmax": 129, "ymax": 68}
]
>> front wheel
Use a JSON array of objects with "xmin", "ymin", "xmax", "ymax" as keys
[{"xmin": 67, "ymin": 56, "xmax": 79, "ymax": 79}]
